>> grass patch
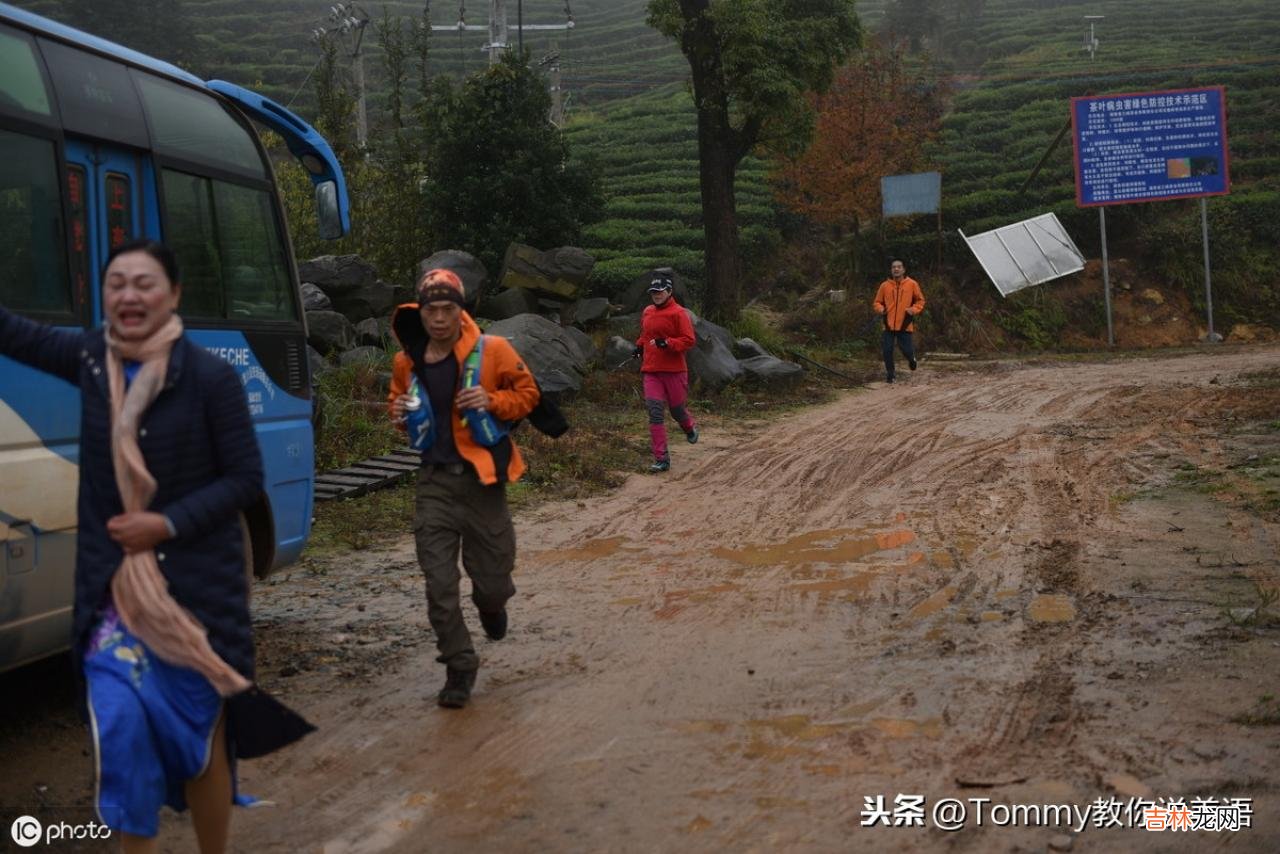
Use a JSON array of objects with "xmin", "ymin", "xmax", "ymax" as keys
[
  {"xmin": 1172, "ymin": 464, "xmax": 1230, "ymax": 494},
  {"xmin": 728, "ymin": 307, "xmax": 788, "ymax": 356},
  {"xmin": 308, "ymin": 481, "xmax": 415, "ymax": 556},
  {"xmin": 312, "ymin": 360, "xmax": 401, "ymax": 473}
]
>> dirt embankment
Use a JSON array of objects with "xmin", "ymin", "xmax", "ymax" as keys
[{"xmin": 3, "ymin": 346, "xmax": 1280, "ymax": 853}]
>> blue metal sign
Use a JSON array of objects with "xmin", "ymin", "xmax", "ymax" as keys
[
  {"xmin": 882, "ymin": 171, "xmax": 942, "ymax": 217},
  {"xmin": 1071, "ymin": 86, "xmax": 1229, "ymax": 207}
]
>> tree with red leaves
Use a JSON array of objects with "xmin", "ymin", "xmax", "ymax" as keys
[{"xmin": 771, "ymin": 38, "xmax": 947, "ymax": 256}]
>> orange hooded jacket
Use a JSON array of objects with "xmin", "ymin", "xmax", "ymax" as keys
[
  {"xmin": 873, "ymin": 276, "xmax": 926, "ymax": 333},
  {"xmin": 387, "ymin": 303, "xmax": 539, "ymax": 485}
]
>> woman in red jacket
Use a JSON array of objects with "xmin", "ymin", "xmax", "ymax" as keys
[{"xmin": 633, "ymin": 275, "xmax": 699, "ymax": 472}]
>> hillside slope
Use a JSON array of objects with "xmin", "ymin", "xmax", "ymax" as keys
[{"xmin": 907, "ymin": 0, "xmax": 1280, "ymax": 330}]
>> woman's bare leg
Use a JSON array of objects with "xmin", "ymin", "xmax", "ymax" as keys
[
  {"xmin": 185, "ymin": 714, "xmax": 231, "ymax": 854},
  {"xmin": 120, "ymin": 832, "xmax": 159, "ymax": 854}
]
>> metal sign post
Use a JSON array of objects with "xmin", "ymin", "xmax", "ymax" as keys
[
  {"xmin": 1201, "ymin": 198, "xmax": 1215, "ymax": 341},
  {"xmin": 1100, "ymin": 208, "xmax": 1113, "ymax": 346}
]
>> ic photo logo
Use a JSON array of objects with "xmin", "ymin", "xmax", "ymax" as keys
[
  {"xmin": 9, "ymin": 815, "xmax": 113, "ymax": 847},
  {"xmin": 10, "ymin": 815, "xmax": 41, "ymax": 848}
]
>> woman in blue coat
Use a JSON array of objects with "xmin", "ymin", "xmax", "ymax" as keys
[{"xmin": 0, "ymin": 239, "xmax": 308, "ymax": 853}]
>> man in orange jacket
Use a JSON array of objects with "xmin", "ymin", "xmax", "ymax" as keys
[
  {"xmin": 872, "ymin": 259, "xmax": 926, "ymax": 384},
  {"xmin": 387, "ymin": 269, "xmax": 539, "ymax": 708}
]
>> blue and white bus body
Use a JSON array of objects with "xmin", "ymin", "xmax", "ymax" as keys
[{"xmin": 0, "ymin": 2, "xmax": 349, "ymax": 671}]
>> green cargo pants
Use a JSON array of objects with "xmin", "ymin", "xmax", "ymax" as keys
[{"xmin": 413, "ymin": 464, "xmax": 517, "ymax": 672}]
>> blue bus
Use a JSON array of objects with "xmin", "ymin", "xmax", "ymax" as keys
[{"xmin": 0, "ymin": 2, "xmax": 351, "ymax": 671}]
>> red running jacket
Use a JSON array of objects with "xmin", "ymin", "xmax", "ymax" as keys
[{"xmin": 636, "ymin": 298, "xmax": 696, "ymax": 372}]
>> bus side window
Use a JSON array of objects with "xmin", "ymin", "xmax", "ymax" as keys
[
  {"xmin": 0, "ymin": 26, "xmax": 54, "ymax": 118},
  {"xmin": 160, "ymin": 170, "xmax": 223, "ymax": 319},
  {"xmin": 161, "ymin": 169, "xmax": 295, "ymax": 322},
  {"xmin": 0, "ymin": 130, "xmax": 70, "ymax": 316},
  {"xmin": 214, "ymin": 181, "xmax": 294, "ymax": 321}
]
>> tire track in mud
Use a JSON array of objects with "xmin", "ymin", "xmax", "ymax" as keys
[{"xmin": 207, "ymin": 348, "xmax": 1280, "ymax": 852}]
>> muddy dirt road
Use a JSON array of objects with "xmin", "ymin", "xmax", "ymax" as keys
[{"xmin": 4, "ymin": 347, "xmax": 1280, "ymax": 852}]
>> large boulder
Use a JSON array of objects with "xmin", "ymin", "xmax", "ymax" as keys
[
  {"xmin": 339, "ymin": 346, "xmax": 386, "ymax": 369},
  {"xmin": 297, "ymin": 255, "xmax": 394, "ymax": 321},
  {"xmin": 566, "ymin": 296, "xmax": 611, "ymax": 328},
  {"xmin": 687, "ymin": 311, "xmax": 743, "ymax": 391},
  {"xmin": 479, "ymin": 287, "xmax": 542, "ymax": 321},
  {"xmin": 500, "ymin": 244, "xmax": 594, "ymax": 300},
  {"xmin": 300, "ymin": 282, "xmax": 332, "ymax": 312},
  {"xmin": 417, "ymin": 250, "xmax": 488, "ymax": 308},
  {"xmin": 739, "ymin": 354, "xmax": 804, "ymax": 386},
  {"xmin": 692, "ymin": 311, "xmax": 736, "ymax": 352},
  {"xmin": 734, "ymin": 337, "xmax": 771, "ymax": 359},
  {"xmin": 335, "ymin": 280, "xmax": 397, "ymax": 322},
  {"xmin": 306, "ymin": 310, "xmax": 356, "ymax": 355},
  {"xmin": 605, "ymin": 336, "xmax": 640, "ymax": 371},
  {"xmin": 307, "ymin": 345, "xmax": 331, "ymax": 383},
  {"xmin": 536, "ymin": 297, "xmax": 568, "ymax": 324},
  {"xmin": 298, "ymin": 254, "xmax": 378, "ymax": 292},
  {"xmin": 621, "ymin": 267, "xmax": 692, "ymax": 314},
  {"xmin": 485, "ymin": 314, "xmax": 590, "ymax": 394},
  {"xmin": 353, "ymin": 317, "xmax": 391, "ymax": 348},
  {"xmin": 563, "ymin": 326, "xmax": 598, "ymax": 367}
]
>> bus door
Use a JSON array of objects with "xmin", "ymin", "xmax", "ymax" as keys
[
  {"xmin": 0, "ymin": 139, "xmax": 149, "ymax": 669},
  {"xmin": 0, "ymin": 131, "xmax": 97, "ymax": 668},
  {"xmin": 62, "ymin": 138, "xmax": 152, "ymax": 321}
]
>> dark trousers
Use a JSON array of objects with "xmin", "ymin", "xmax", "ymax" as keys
[
  {"xmin": 881, "ymin": 330, "xmax": 915, "ymax": 380},
  {"xmin": 413, "ymin": 465, "xmax": 517, "ymax": 672}
]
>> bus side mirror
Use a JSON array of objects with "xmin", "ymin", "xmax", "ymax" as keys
[{"xmin": 315, "ymin": 180, "xmax": 342, "ymax": 240}]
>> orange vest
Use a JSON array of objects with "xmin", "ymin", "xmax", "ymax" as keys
[{"xmin": 388, "ymin": 305, "xmax": 539, "ymax": 485}]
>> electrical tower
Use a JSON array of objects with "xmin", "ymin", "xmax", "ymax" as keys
[
  {"xmin": 434, "ymin": 1, "xmax": 574, "ymax": 65},
  {"xmin": 313, "ymin": 3, "xmax": 371, "ymax": 149}
]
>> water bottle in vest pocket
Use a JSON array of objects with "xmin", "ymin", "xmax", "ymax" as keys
[
  {"xmin": 404, "ymin": 377, "xmax": 436, "ymax": 451},
  {"xmin": 460, "ymin": 337, "xmax": 509, "ymax": 447}
]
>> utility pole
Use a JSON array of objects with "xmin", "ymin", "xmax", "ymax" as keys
[
  {"xmin": 1083, "ymin": 15, "xmax": 1103, "ymax": 60},
  {"xmin": 539, "ymin": 48, "xmax": 563, "ymax": 126},
  {"xmin": 432, "ymin": 0, "xmax": 574, "ymax": 66},
  {"xmin": 1084, "ymin": 15, "xmax": 1111, "ymax": 344},
  {"xmin": 314, "ymin": 3, "xmax": 371, "ymax": 149}
]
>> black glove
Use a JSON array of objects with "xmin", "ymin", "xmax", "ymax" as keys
[
  {"xmin": 631, "ymin": 345, "xmax": 643, "ymax": 358},
  {"xmin": 655, "ymin": 338, "xmax": 669, "ymax": 349}
]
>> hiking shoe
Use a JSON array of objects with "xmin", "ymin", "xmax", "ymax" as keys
[
  {"xmin": 437, "ymin": 667, "xmax": 476, "ymax": 709},
  {"xmin": 649, "ymin": 458, "xmax": 671, "ymax": 473},
  {"xmin": 479, "ymin": 608, "xmax": 508, "ymax": 641},
  {"xmin": 909, "ymin": 358, "xmax": 918, "ymax": 371},
  {"xmin": 886, "ymin": 376, "xmax": 895, "ymax": 384},
  {"xmin": 685, "ymin": 427, "xmax": 699, "ymax": 444}
]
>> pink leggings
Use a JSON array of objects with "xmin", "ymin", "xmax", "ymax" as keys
[{"xmin": 643, "ymin": 371, "xmax": 695, "ymax": 461}]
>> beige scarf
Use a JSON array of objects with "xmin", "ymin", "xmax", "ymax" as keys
[{"xmin": 105, "ymin": 315, "xmax": 251, "ymax": 697}]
